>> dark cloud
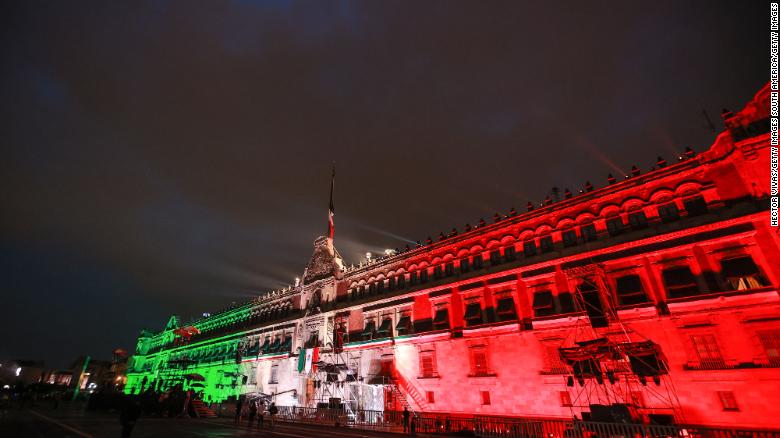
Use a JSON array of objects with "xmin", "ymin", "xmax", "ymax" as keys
[{"xmin": 0, "ymin": 0, "xmax": 766, "ymax": 367}]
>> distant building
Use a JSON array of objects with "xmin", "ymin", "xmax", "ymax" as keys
[
  {"xmin": 0, "ymin": 359, "xmax": 46, "ymax": 386},
  {"xmin": 125, "ymin": 84, "xmax": 778, "ymax": 427}
]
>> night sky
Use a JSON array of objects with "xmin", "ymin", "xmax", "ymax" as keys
[{"xmin": 0, "ymin": 1, "xmax": 766, "ymax": 368}]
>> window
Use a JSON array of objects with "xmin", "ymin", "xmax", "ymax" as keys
[
  {"xmin": 683, "ymin": 196, "xmax": 708, "ymax": 216},
  {"xmin": 606, "ymin": 216, "xmax": 624, "ymax": 236},
  {"xmin": 375, "ymin": 318, "xmax": 392, "ymax": 338},
  {"xmin": 504, "ymin": 246, "xmax": 517, "ymax": 261},
  {"xmin": 395, "ymin": 314, "xmax": 412, "ymax": 336},
  {"xmin": 532, "ymin": 290, "xmax": 554, "ymax": 317},
  {"xmin": 481, "ymin": 391, "xmax": 491, "ymax": 405},
  {"xmin": 269, "ymin": 364, "xmax": 279, "ymax": 384},
  {"xmin": 523, "ymin": 239, "xmax": 537, "ymax": 257},
  {"xmin": 444, "ymin": 262, "xmax": 454, "ymax": 277},
  {"xmin": 362, "ymin": 320, "xmax": 376, "ymax": 340},
  {"xmin": 433, "ymin": 265, "xmax": 442, "ymax": 279},
  {"xmin": 758, "ymin": 330, "xmax": 780, "ymax": 366},
  {"xmin": 469, "ymin": 346, "xmax": 492, "ymax": 376},
  {"xmin": 464, "ymin": 302, "xmax": 483, "ymax": 326},
  {"xmin": 717, "ymin": 391, "xmax": 739, "ymax": 411},
  {"xmin": 615, "ymin": 274, "xmax": 649, "ymax": 306},
  {"xmin": 562, "ymin": 229, "xmax": 577, "ymax": 247},
  {"xmin": 559, "ymin": 391, "xmax": 572, "ymax": 407},
  {"xmin": 419, "ymin": 269, "xmax": 429, "ymax": 283},
  {"xmin": 433, "ymin": 307, "xmax": 450, "ymax": 330},
  {"xmin": 581, "ymin": 223, "xmax": 598, "ymax": 242},
  {"xmin": 496, "ymin": 297, "xmax": 517, "ymax": 321},
  {"xmin": 720, "ymin": 256, "xmax": 767, "ymax": 291},
  {"xmin": 540, "ymin": 235, "xmax": 554, "ymax": 253},
  {"xmin": 249, "ymin": 366, "xmax": 257, "ymax": 385},
  {"xmin": 388, "ymin": 277, "xmax": 396, "ymax": 290},
  {"xmin": 426, "ymin": 391, "xmax": 435, "ymax": 404},
  {"xmin": 419, "ymin": 350, "xmax": 438, "ymax": 378},
  {"xmin": 460, "ymin": 258, "xmax": 470, "ymax": 273},
  {"xmin": 691, "ymin": 334, "xmax": 724, "ymax": 368},
  {"xmin": 410, "ymin": 271, "xmax": 418, "ymax": 285},
  {"xmin": 397, "ymin": 275, "xmax": 406, "ymax": 289},
  {"xmin": 472, "ymin": 255, "xmax": 483, "ymax": 270},
  {"xmin": 490, "ymin": 250, "xmax": 502, "ymax": 265},
  {"xmin": 628, "ymin": 210, "xmax": 648, "ymax": 230},
  {"xmin": 663, "ymin": 266, "xmax": 700, "ymax": 298},
  {"xmin": 558, "ymin": 292, "xmax": 577, "ymax": 314},
  {"xmin": 658, "ymin": 202, "xmax": 680, "ymax": 222}
]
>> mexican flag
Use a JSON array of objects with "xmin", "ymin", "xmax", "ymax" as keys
[
  {"xmin": 304, "ymin": 348, "xmax": 314, "ymax": 373},
  {"xmin": 297, "ymin": 348, "xmax": 306, "ymax": 373}
]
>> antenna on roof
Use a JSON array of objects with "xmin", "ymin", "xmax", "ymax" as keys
[{"xmin": 702, "ymin": 109, "xmax": 717, "ymax": 133}]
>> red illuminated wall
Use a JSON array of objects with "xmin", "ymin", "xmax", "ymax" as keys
[{"xmin": 338, "ymin": 84, "xmax": 779, "ymax": 427}]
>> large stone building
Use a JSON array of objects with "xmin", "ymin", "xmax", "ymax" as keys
[{"xmin": 125, "ymin": 84, "xmax": 779, "ymax": 428}]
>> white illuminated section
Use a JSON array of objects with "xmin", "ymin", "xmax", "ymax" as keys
[{"xmin": 15, "ymin": 367, "xmax": 21, "ymax": 377}]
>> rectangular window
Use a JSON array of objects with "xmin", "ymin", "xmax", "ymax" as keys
[
  {"xmin": 426, "ymin": 391, "xmax": 435, "ymax": 404},
  {"xmin": 581, "ymin": 223, "xmax": 598, "ymax": 242},
  {"xmin": 472, "ymin": 255, "xmax": 483, "ymax": 270},
  {"xmin": 469, "ymin": 347, "xmax": 491, "ymax": 377},
  {"xmin": 410, "ymin": 271, "xmax": 418, "ymax": 285},
  {"xmin": 419, "ymin": 269, "xmax": 429, "ymax": 283},
  {"xmin": 433, "ymin": 307, "xmax": 450, "ymax": 330},
  {"xmin": 388, "ymin": 277, "xmax": 396, "ymax": 290},
  {"xmin": 606, "ymin": 217, "xmax": 624, "ymax": 236},
  {"xmin": 460, "ymin": 258, "xmax": 470, "ymax": 273},
  {"xmin": 523, "ymin": 239, "xmax": 537, "ymax": 257},
  {"xmin": 397, "ymin": 274, "xmax": 406, "ymax": 289},
  {"xmin": 481, "ymin": 391, "xmax": 491, "ymax": 405},
  {"xmin": 683, "ymin": 196, "xmax": 708, "ymax": 216},
  {"xmin": 433, "ymin": 265, "xmax": 442, "ymax": 279},
  {"xmin": 496, "ymin": 297, "xmax": 517, "ymax": 321},
  {"xmin": 395, "ymin": 314, "xmax": 412, "ymax": 336},
  {"xmin": 562, "ymin": 229, "xmax": 577, "ymax": 247},
  {"xmin": 758, "ymin": 330, "xmax": 780, "ymax": 366},
  {"xmin": 540, "ymin": 235, "xmax": 554, "ymax": 253},
  {"xmin": 717, "ymin": 391, "xmax": 739, "ymax": 411},
  {"xmin": 419, "ymin": 350, "xmax": 437, "ymax": 378},
  {"xmin": 615, "ymin": 274, "xmax": 649, "ymax": 306},
  {"xmin": 691, "ymin": 334, "xmax": 724, "ymax": 368},
  {"xmin": 490, "ymin": 250, "xmax": 502, "ymax": 265},
  {"xmin": 269, "ymin": 365, "xmax": 278, "ymax": 384},
  {"xmin": 720, "ymin": 256, "xmax": 766, "ymax": 291},
  {"xmin": 504, "ymin": 246, "xmax": 517, "ymax": 261},
  {"xmin": 444, "ymin": 262, "xmax": 454, "ymax": 277},
  {"xmin": 532, "ymin": 290, "xmax": 554, "ymax": 317},
  {"xmin": 464, "ymin": 302, "xmax": 483, "ymax": 326},
  {"xmin": 663, "ymin": 266, "xmax": 700, "ymax": 298},
  {"xmin": 628, "ymin": 211, "xmax": 648, "ymax": 230},
  {"xmin": 658, "ymin": 202, "xmax": 680, "ymax": 222},
  {"xmin": 559, "ymin": 391, "xmax": 572, "ymax": 407},
  {"xmin": 558, "ymin": 292, "xmax": 577, "ymax": 314}
]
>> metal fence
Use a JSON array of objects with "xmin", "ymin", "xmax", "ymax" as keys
[{"xmin": 261, "ymin": 406, "xmax": 780, "ymax": 438}]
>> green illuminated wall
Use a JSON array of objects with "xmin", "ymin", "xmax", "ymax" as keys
[{"xmin": 125, "ymin": 306, "xmax": 255, "ymax": 403}]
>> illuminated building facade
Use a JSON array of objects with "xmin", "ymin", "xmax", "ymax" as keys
[{"xmin": 125, "ymin": 84, "xmax": 779, "ymax": 427}]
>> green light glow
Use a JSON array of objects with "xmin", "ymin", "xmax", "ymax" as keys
[{"xmin": 125, "ymin": 306, "xmax": 257, "ymax": 403}]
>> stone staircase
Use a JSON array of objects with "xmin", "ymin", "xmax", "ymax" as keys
[{"xmin": 191, "ymin": 399, "xmax": 218, "ymax": 418}]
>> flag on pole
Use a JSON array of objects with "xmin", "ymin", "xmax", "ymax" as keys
[
  {"xmin": 311, "ymin": 347, "xmax": 320, "ymax": 373},
  {"xmin": 297, "ymin": 348, "xmax": 306, "ymax": 373},
  {"xmin": 327, "ymin": 165, "xmax": 335, "ymax": 240},
  {"xmin": 304, "ymin": 348, "xmax": 314, "ymax": 374}
]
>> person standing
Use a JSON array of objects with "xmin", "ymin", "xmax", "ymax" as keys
[
  {"xmin": 268, "ymin": 402, "xmax": 278, "ymax": 429},
  {"xmin": 248, "ymin": 400, "xmax": 257, "ymax": 426},
  {"xmin": 119, "ymin": 396, "xmax": 142, "ymax": 438},
  {"xmin": 257, "ymin": 401, "xmax": 265, "ymax": 429},
  {"xmin": 402, "ymin": 407, "xmax": 410, "ymax": 434},
  {"xmin": 234, "ymin": 395, "xmax": 244, "ymax": 425}
]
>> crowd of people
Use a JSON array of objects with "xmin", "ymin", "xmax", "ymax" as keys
[{"xmin": 234, "ymin": 395, "xmax": 278, "ymax": 430}]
